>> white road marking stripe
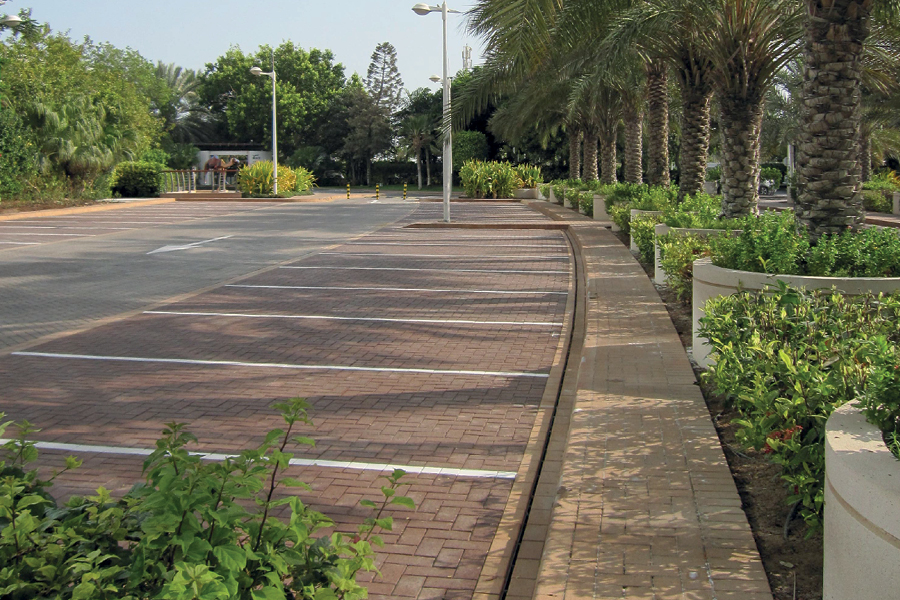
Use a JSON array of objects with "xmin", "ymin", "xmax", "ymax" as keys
[
  {"xmin": 321, "ymin": 252, "xmax": 568, "ymax": 261},
  {"xmin": 0, "ymin": 439, "xmax": 516, "ymax": 479},
  {"xmin": 12, "ymin": 351, "xmax": 549, "ymax": 379},
  {"xmin": 345, "ymin": 242, "xmax": 565, "ymax": 248},
  {"xmin": 0, "ymin": 241, "xmax": 41, "ymax": 245},
  {"xmin": 226, "ymin": 284, "xmax": 567, "ymax": 295},
  {"xmin": 281, "ymin": 266, "xmax": 569, "ymax": 274},
  {"xmin": 144, "ymin": 310, "xmax": 563, "ymax": 327},
  {"xmin": 0, "ymin": 232, "xmax": 92, "ymax": 237},
  {"xmin": 0, "ymin": 225, "xmax": 135, "ymax": 231}
]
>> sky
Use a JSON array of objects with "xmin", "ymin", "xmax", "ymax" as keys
[{"xmin": 12, "ymin": 0, "xmax": 485, "ymax": 92}]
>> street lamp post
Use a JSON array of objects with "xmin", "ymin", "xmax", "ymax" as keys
[
  {"xmin": 250, "ymin": 53, "xmax": 278, "ymax": 195},
  {"xmin": 413, "ymin": 2, "xmax": 459, "ymax": 223}
]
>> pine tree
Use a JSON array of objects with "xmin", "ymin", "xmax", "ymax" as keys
[{"xmin": 365, "ymin": 42, "xmax": 404, "ymax": 115}]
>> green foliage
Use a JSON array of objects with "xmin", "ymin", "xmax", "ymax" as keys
[
  {"xmin": 607, "ymin": 185, "xmax": 678, "ymax": 234},
  {"xmin": 452, "ymin": 131, "xmax": 490, "ymax": 172},
  {"xmin": 0, "ymin": 109, "xmax": 38, "ymax": 200},
  {"xmin": 109, "ymin": 161, "xmax": 162, "ymax": 198},
  {"xmin": 862, "ymin": 189, "xmax": 892, "ymax": 213},
  {"xmin": 806, "ymin": 227, "xmax": 900, "ymax": 277},
  {"xmin": 706, "ymin": 166, "xmax": 721, "ymax": 182},
  {"xmin": 139, "ymin": 148, "xmax": 170, "ymax": 170},
  {"xmin": 514, "ymin": 164, "xmax": 543, "ymax": 188},
  {"xmin": 759, "ymin": 166, "xmax": 783, "ymax": 189},
  {"xmin": 709, "ymin": 210, "xmax": 809, "ymax": 274},
  {"xmin": 699, "ymin": 285, "xmax": 900, "ymax": 531},
  {"xmin": 459, "ymin": 160, "xmax": 522, "ymax": 198},
  {"xmin": 863, "ymin": 170, "xmax": 900, "ymax": 192},
  {"xmin": 0, "ymin": 401, "xmax": 413, "ymax": 599},
  {"xmin": 658, "ymin": 234, "xmax": 713, "ymax": 303},
  {"xmin": 237, "ymin": 162, "xmax": 316, "ymax": 196},
  {"xmin": 539, "ymin": 184, "xmax": 551, "ymax": 199},
  {"xmin": 576, "ymin": 190, "xmax": 593, "ymax": 216},
  {"xmin": 630, "ymin": 214, "xmax": 664, "ymax": 263}
]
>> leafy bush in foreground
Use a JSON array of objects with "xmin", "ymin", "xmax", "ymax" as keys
[
  {"xmin": 110, "ymin": 161, "xmax": 162, "ymax": 198},
  {"xmin": 0, "ymin": 399, "xmax": 412, "ymax": 600},
  {"xmin": 459, "ymin": 160, "xmax": 524, "ymax": 199},
  {"xmin": 700, "ymin": 284, "xmax": 900, "ymax": 532}
]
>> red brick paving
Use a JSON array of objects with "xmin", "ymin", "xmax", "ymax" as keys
[{"xmin": 0, "ymin": 202, "xmax": 570, "ymax": 599}]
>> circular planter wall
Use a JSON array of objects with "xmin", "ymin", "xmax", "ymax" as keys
[
  {"xmin": 692, "ymin": 258, "xmax": 900, "ymax": 367},
  {"xmin": 653, "ymin": 225, "xmax": 738, "ymax": 285},
  {"xmin": 593, "ymin": 194, "xmax": 610, "ymax": 221},
  {"xmin": 824, "ymin": 403, "xmax": 900, "ymax": 600}
]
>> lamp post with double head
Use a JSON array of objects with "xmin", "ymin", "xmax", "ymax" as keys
[
  {"xmin": 412, "ymin": 2, "xmax": 459, "ymax": 223},
  {"xmin": 250, "ymin": 53, "xmax": 278, "ymax": 195}
]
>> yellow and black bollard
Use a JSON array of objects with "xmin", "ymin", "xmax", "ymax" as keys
[
  {"xmin": 403, "ymin": 183, "xmax": 407, "ymax": 200},
  {"xmin": 346, "ymin": 183, "xmax": 350, "ymax": 199},
  {"xmin": 375, "ymin": 184, "xmax": 380, "ymax": 200}
]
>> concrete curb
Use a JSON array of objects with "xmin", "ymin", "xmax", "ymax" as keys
[{"xmin": 0, "ymin": 198, "xmax": 176, "ymax": 221}]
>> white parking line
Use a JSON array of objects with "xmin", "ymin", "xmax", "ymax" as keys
[
  {"xmin": 321, "ymin": 252, "xmax": 568, "ymax": 261},
  {"xmin": 144, "ymin": 310, "xmax": 563, "ymax": 327},
  {"xmin": 0, "ymin": 232, "xmax": 93, "ymax": 237},
  {"xmin": 0, "ymin": 225, "xmax": 135, "ymax": 230},
  {"xmin": 281, "ymin": 266, "xmax": 569, "ymax": 275},
  {"xmin": 0, "ymin": 439, "xmax": 517, "ymax": 479},
  {"xmin": 345, "ymin": 242, "xmax": 565, "ymax": 248},
  {"xmin": 12, "ymin": 351, "xmax": 550, "ymax": 379},
  {"xmin": 0, "ymin": 241, "xmax": 41, "ymax": 245},
  {"xmin": 226, "ymin": 284, "xmax": 567, "ymax": 295}
]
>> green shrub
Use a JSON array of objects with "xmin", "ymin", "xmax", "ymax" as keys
[
  {"xmin": 237, "ymin": 162, "xmax": 314, "ymax": 196},
  {"xmin": 759, "ymin": 166, "xmax": 783, "ymax": 189},
  {"xmin": 604, "ymin": 182, "xmax": 649, "ymax": 212},
  {"xmin": 706, "ymin": 166, "xmax": 721, "ymax": 182},
  {"xmin": 575, "ymin": 190, "xmax": 593, "ymax": 216},
  {"xmin": 514, "ymin": 164, "xmax": 543, "ymax": 188},
  {"xmin": 452, "ymin": 130, "xmax": 490, "ymax": 172},
  {"xmin": 630, "ymin": 213, "xmax": 664, "ymax": 263},
  {"xmin": 607, "ymin": 185, "xmax": 678, "ymax": 234},
  {"xmin": 863, "ymin": 170, "xmax": 900, "ymax": 192},
  {"xmin": 862, "ymin": 189, "xmax": 892, "ymax": 213},
  {"xmin": 139, "ymin": 148, "xmax": 170, "ymax": 171},
  {"xmin": 539, "ymin": 183, "xmax": 551, "ymax": 199},
  {"xmin": 658, "ymin": 234, "xmax": 713, "ymax": 302},
  {"xmin": 110, "ymin": 161, "xmax": 161, "ymax": 198},
  {"xmin": 709, "ymin": 210, "xmax": 809, "ymax": 274},
  {"xmin": 806, "ymin": 226, "xmax": 900, "ymax": 277},
  {"xmin": 0, "ymin": 400, "xmax": 413, "ymax": 600},
  {"xmin": 700, "ymin": 285, "xmax": 900, "ymax": 531},
  {"xmin": 0, "ymin": 109, "xmax": 38, "ymax": 200},
  {"xmin": 459, "ymin": 160, "xmax": 522, "ymax": 199}
]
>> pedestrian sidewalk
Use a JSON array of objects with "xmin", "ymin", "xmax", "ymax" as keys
[{"xmin": 509, "ymin": 202, "xmax": 771, "ymax": 600}]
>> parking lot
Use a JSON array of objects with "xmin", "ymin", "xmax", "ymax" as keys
[{"xmin": 1, "ymin": 201, "xmax": 571, "ymax": 599}]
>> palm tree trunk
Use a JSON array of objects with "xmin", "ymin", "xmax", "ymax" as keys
[
  {"xmin": 795, "ymin": 0, "xmax": 869, "ymax": 237},
  {"xmin": 366, "ymin": 157, "xmax": 371, "ymax": 187},
  {"xmin": 623, "ymin": 106, "xmax": 643, "ymax": 184},
  {"xmin": 582, "ymin": 132, "xmax": 598, "ymax": 182},
  {"xmin": 719, "ymin": 94, "xmax": 765, "ymax": 218},
  {"xmin": 646, "ymin": 61, "xmax": 670, "ymax": 187},
  {"xmin": 599, "ymin": 126, "xmax": 617, "ymax": 186},
  {"xmin": 859, "ymin": 130, "xmax": 871, "ymax": 183},
  {"xmin": 678, "ymin": 85, "xmax": 714, "ymax": 201},
  {"xmin": 416, "ymin": 148, "xmax": 423, "ymax": 189},
  {"xmin": 569, "ymin": 128, "xmax": 582, "ymax": 180}
]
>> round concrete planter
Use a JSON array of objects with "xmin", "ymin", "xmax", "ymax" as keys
[
  {"xmin": 892, "ymin": 191, "xmax": 900, "ymax": 215},
  {"xmin": 703, "ymin": 181, "xmax": 719, "ymax": 195},
  {"xmin": 629, "ymin": 210, "xmax": 663, "ymax": 253},
  {"xmin": 593, "ymin": 194, "xmax": 610, "ymax": 221},
  {"xmin": 653, "ymin": 225, "xmax": 738, "ymax": 285},
  {"xmin": 824, "ymin": 403, "xmax": 900, "ymax": 600},
  {"xmin": 692, "ymin": 258, "xmax": 900, "ymax": 367},
  {"xmin": 563, "ymin": 190, "xmax": 574, "ymax": 209},
  {"xmin": 514, "ymin": 188, "xmax": 540, "ymax": 199}
]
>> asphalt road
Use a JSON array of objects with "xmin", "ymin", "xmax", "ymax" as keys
[{"xmin": 0, "ymin": 199, "xmax": 417, "ymax": 351}]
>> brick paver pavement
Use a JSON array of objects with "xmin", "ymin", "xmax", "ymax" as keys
[{"xmin": 0, "ymin": 202, "xmax": 572, "ymax": 600}]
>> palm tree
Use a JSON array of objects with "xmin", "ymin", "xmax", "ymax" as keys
[
  {"xmin": 401, "ymin": 114, "xmax": 434, "ymax": 189},
  {"xmin": 696, "ymin": 0, "xmax": 802, "ymax": 217},
  {"xmin": 154, "ymin": 62, "xmax": 213, "ymax": 143},
  {"xmin": 795, "ymin": 1, "xmax": 900, "ymax": 237}
]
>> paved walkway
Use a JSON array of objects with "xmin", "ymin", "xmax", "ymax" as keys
[{"xmin": 515, "ymin": 203, "xmax": 770, "ymax": 600}]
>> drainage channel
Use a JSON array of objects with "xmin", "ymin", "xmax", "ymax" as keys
[{"xmin": 499, "ymin": 227, "xmax": 585, "ymax": 599}]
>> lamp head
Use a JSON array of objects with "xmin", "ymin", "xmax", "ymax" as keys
[
  {"xmin": 250, "ymin": 66, "xmax": 264, "ymax": 76},
  {"xmin": 1, "ymin": 14, "xmax": 22, "ymax": 27},
  {"xmin": 429, "ymin": 75, "xmax": 441, "ymax": 83},
  {"xmin": 412, "ymin": 3, "xmax": 433, "ymax": 15}
]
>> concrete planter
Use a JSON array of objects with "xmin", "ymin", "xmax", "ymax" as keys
[
  {"xmin": 892, "ymin": 191, "xmax": 900, "ymax": 215},
  {"xmin": 548, "ymin": 188, "xmax": 561, "ymax": 205},
  {"xmin": 692, "ymin": 258, "xmax": 900, "ymax": 367},
  {"xmin": 653, "ymin": 225, "xmax": 738, "ymax": 285},
  {"xmin": 703, "ymin": 181, "xmax": 719, "ymax": 195},
  {"xmin": 514, "ymin": 188, "xmax": 540, "ymax": 199},
  {"xmin": 824, "ymin": 404, "xmax": 900, "ymax": 600},
  {"xmin": 629, "ymin": 209, "xmax": 663, "ymax": 253},
  {"xmin": 593, "ymin": 194, "xmax": 610, "ymax": 221},
  {"xmin": 563, "ymin": 190, "xmax": 574, "ymax": 209}
]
